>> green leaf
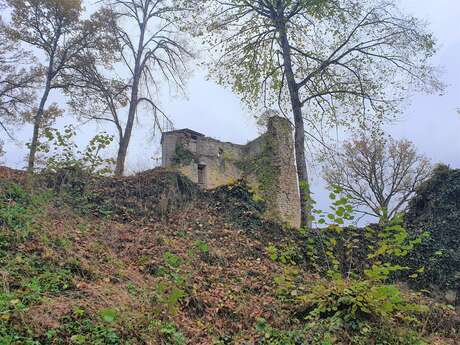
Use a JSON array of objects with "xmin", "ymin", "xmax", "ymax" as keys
[
  {"xmin": 71, "ymin": 335, "xmax": 87, "ymax": 344},
  {"xmin": 100, "ymin": 308, "xmax": 117, "ymax": 323}
]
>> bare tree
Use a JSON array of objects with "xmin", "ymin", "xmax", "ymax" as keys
[
  {"xmin": 62, "ymin": 44, "xmax": 130, "ymax": 150},
  {"xmin": 105, "ymin": 0, "xmax": 192, "ymax": 176},
  {"xmin": 6, "ymin": 0, "xmax": 110, "ymax": 172},
  {"xmin": 323, "ymin": 134, "xmax": 432, "ymax": 221},
  {"xmin": 192, "ymin": 0, "xmax": 442, "ymax": 227}
]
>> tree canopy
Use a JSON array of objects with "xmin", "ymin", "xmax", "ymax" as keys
[
  {"xmin": 191, "ymin": 0, "xmax": 442, "ymax": 226},
  {"xmin": 6, "ymin": 0, "xmax": 110, "ymax": 172}
]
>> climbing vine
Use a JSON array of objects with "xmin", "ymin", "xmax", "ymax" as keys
[
  {"xmin": 171, "ymin": 143, "xmax": 197, "ymax": 166},
  {"xmin": 235, "ymin": 135, "xmax": 280, "ymax": 211}
]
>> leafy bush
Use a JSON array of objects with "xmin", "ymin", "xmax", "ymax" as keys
[
  {"xmin": 266, "ymin": 187, "xmax": 438, "ymax": 344},
  {"xmin": 30, "ymin": 126, "xmax": 116, "ymax": 215},
  {"xmin": 266, "ymin": 240, "xmax": 303, "ymax": 266},
  {"xmin": 305, "ymin": 188, "xmax": 428, "ymax": 281},
  {"xmin": 404, "ymin": 164, "xmax": 460, "ymax": 295},
  {"xmin": 38, "ymin": 125, "xmax": 114, "ymax": 176}
]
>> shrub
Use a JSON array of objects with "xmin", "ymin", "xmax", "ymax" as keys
[
  {"xmin": 304, "ymin": 188, "xmax": 428, "ymax": 281},
  {"xmin": 266, "ymin": 187, "xmax": 438, "ymax": 344},
  {"xmin": 266, "ymin": 240, "xmax": 303, "ymax": 265},
  {"xmin": 38, "ymin": 125, "xmax": 114, "ymax": 177}
]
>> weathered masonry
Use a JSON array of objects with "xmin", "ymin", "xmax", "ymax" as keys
[{"xmin": 161, "ymin": 116, "xmax": 301, "ymax": 228}]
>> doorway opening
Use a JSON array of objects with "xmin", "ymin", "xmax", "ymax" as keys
[{"xmin": 198, "ymin": 164, "xmax": 206, "ymax": 188}]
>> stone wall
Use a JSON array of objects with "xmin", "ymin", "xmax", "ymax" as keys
[
  {"xmin": 267, "ymin": 118, "xmax": 301, "ymax": 228},
  {"xmin": 161, "ymin": 117, "xmax": 301, "ymax": 228}
]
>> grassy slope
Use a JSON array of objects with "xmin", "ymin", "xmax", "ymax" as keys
[{"xmin": 0, "ymin": 167, "xmax": 458, "ymax": 344}]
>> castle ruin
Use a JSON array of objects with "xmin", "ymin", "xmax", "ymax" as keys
[{"xmin": 161, "ymin": 116, "xmax": 301, "ymax": 228}]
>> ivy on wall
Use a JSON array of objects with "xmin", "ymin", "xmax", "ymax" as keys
[
  {"xmin": 404, "ymin": 164, "xmax": 460, "ymax": 295},
  {"xmin": 171, "ymin": 143, "xmax": 197, "ymax": 166},
  {"xmin": 235, "ymin": 135, "xmax": 280, "ymax": 212}
]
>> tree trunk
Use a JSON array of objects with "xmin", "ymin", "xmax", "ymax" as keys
[
  {"xmin": 27, "ymin": 82, "xmax": 51, "ymax": 173},
  {"xmin": 27, "ymin": 30, "xmax": 60, "ymax": 174},
  {"xmin": 114, "ymin": 83, "xmax": 138, "ymax": 176},
  {"xmin": 276, "ymin": 19, "xmax": 312, "ymax": 228},
  {"xmin": 114, "ymin": 20, "xmax": 146, "ymax": 177}
]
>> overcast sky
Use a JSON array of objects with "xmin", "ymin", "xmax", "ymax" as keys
[{"xmin": 2, "ymin": 0, "xmax": 460, "ymax": 213}]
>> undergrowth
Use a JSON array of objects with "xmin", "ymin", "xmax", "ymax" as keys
[
  {"xmin": 0, "ymin": 176, "xmax": 458, "ymax": 344},
  {"xmin": 260, "ymin": 187, "xmax": 459, "ymax": 344}
]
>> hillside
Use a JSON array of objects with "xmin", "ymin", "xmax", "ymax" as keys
[{"xmin": 0, "ymin": 167, "xmax": 459, "ymax": 345}]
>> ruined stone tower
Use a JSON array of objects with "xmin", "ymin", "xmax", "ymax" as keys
[{"xmin": 161, "ymin": 116, "xmax": 301, "ymax": 228}]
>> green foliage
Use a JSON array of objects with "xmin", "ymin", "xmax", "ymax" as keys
[
  {"xmin": 0, "ymin": 252, "xmax": 75, "ymax": 343},
  {"xmin": 150, "ymin": 320, "xmax": 186, "ymax": 345},
  {"xmin": 404, "ymin": 164, "xmax": 460, "ymax": 292},
  {"xmin": 154, "ymin": 252, "xmax": 190, "ymax": 314},
  {"xmin": 30, "ymin": 126, "xmax": 118, "ymax": 216},
  {"xmin": 192, "ymin": 240, "xmax": 209, "ymax": 255},
  {"xmin": 254, "ymin": 318, "xmax": 315, "ymax": 345},
  {"xmin": 171, "ymin": 143, "xmax": 197, "ymax": 166},
  {"xmin": 235, "ymin": 136, "xmax": 279, "ymax": 206},
  {"xmin": 0, "ymin": 184, "xmax": 84, "ymax": 343},
  {"xmin": 266, "ymin": 186, "xmax": 434, "ymax": 344},
  {"xmin": 0, "ymin": 182, "xmax": 50, "ymax": 249},
  {"xmin": 163, "ymin": 251, "xmax": 183, "ymax": 268},
  {"xmin": 99, "ymin": 308, "xmax": 118, "ymax": 324},
  {"xmin": 0, "ymin": 253, "xmax": 74, "ymax": 300},
  {"xmin": 50, "ymin": 307, "xmax": 120, "ymax": 345},
  {"xmin": 300, "ymin": 278, "xmax": 426, "ymax": 324},
  {"xmin": 38, "ymin": 125, "xmax": 114, "ymax": 176},
  {"xmin": 266, "ymin": 241, "xmax": 302, "ymax": 265},
  {"xmin": 255, "ymin": 317, "xmax": 427, "ymax": 345},
  {"xmin": 305, "ymin": 187, "xmax": 428, "ymax": 281},
  {"xmin": 273, "ymin": 266, "xmax": 303, "ymax": 300}
]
